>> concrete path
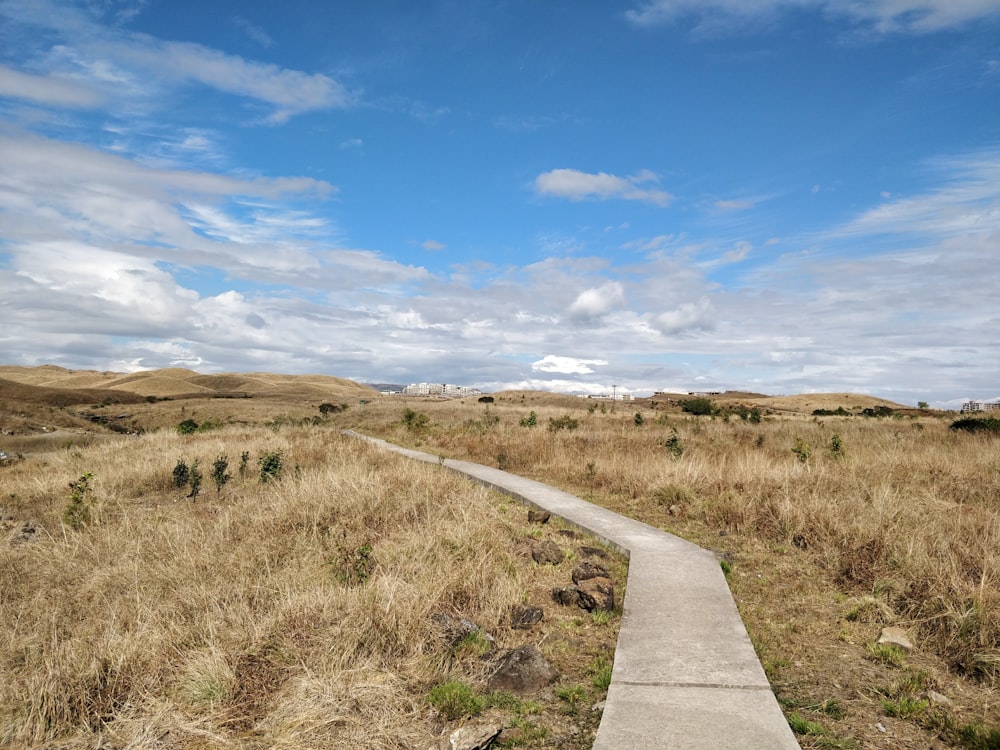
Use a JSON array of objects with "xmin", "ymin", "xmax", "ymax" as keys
[{"xmin": 345, "ymin": 432, "xmax": 800, "ymax": 749}]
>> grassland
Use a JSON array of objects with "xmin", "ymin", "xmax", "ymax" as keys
[
  {"xmin": 338, "ymin": 393, "xmax": 1000, "ymax": 749},
  {"xmin": 2, "ymin": 368, "xmax": 999, "ymax": 749}
]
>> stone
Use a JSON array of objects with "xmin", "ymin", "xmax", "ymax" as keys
[
  {"xmin": 444, "ymin": 721, "xmax": 502, "ymax": 750},
  {"xmin": 577, "ymin": 576, "xmax": 615, "ymax": 612},
  {"xmin": 927, "ymin": 690, "xmax": 952, "ymax": 706},
  {"xmin": 487, "ymin": 645, "xmax": 557, "ymax": 694},
  {"xmin": 11, "ymin": 521, "xmax": 41, "ymax": 544},
  {"xmin": 578, "ymin": 545, "xmax": 608, "ymax": 559},
  {"xmin": 877, "ymin": 626, "xmax": 914, "ymax": 652},
  {"xmin": 531, "ymin": 540, "xmax": 564, "ymax": 565},
  {"xmin": 527, "ymin": 509, "xmax": 550, "ymax": 524},
  {"xmin": 552, "ymin": 586, "xmax": 580, "ymax": 607},
  {"xmin": 511, "ymin": 605, "xmax": 544, "ymax": 629},
  {"xmin": 430, "ymin": 613, "xmax": 493, "ymax": 649},
  {"xmin": 571, "ymin": 560, "xmax": 610, "ymax": 584}
]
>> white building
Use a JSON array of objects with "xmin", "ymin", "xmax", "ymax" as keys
[
  {"xmin": 961, "ymin": 400, "xmax": 1000, "ymax": 413},
  {"xmin": 402, "ymin": 382, "xmax": 482, "ymax": 398}
]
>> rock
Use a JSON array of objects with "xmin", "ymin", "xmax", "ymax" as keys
[
  {"xmin": 527, "ymin": 509, "xmax": 550, "ymax": 524},
  {"xmin": 556, "ymin": 529, "xmax": 577, "ymax": 539},
  {"xmin": 877, "ymin": 626, "xmax": 914, "ymax": 652},
  {"xmin": 591, "ymin": 700, "xmax": 606, "ymax": 713},
  {"xmin": 577, "ymin": 576, "xmax": 615, "ymax": 612},
  {"xmin": 531, "ymin": 540, "xmax": 564, "ymax": 565},
  {"xmin": 444, "ymin": 722, "xmax": 502, "ymax": 750},
  {"xmin": 511, "ymin": 605, "xmax": 543, "ymax": 629},
  {"xmin": 430, "ymin": 613, "xmax": 493, "ymax": 649},
  {"xmin": 577, "ymin": 545, "xmax": 608, "ymax": 559},
  {"xmin": 487, "ymin": 645, "xmax": 557, "ymax": 694},
  {"xmin": 11, "ymin": 521, "xmax": 41, "ymax": 544},
  {"xmin": 927, "ymin": 690, "xmax": 952, "ymax": 706},
  {"xmin": 667, "ymin": 504, "xmax": 681, "ymax": 516},
  {"xmin": 552, "ymin": 586, "xmax": 580, "ymax": 607},
  {"xmin": 571, "ymin": 560, "xmax": 610, "ymax": 584}
]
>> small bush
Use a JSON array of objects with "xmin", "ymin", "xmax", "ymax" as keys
[
  {"xmin": 830, "ymin": 434, "xmax": 844, "ymax": 457},
  {"xmin": 478, "ymin": 396, "xmax": 494, "ymax": 403},
  {"xmin": 519, "ymin": 410, "xmax": 538, "ymax": 428},
  {"xmin": 238, "ymin": 450, "xmax": 250, "ymax": 478},
  {"xmin": 177, "ymin": 419, "xmax": 199, "ymax": 435},
  {"xmin": 258, "ymin": 451, "xmax": 283, "ymax": 482},
  {"xmin": 187, "ymin": 462, "xmax": 202, "ymax": 500},
  {"xmin": 63, "ymin": 472, "xmax": 94, "ymax": 530},
  {"xmin": 792, "ymin": 438, "xmax": 812, "ymax": 463},
  {"xmin": 211, "ymin": 455, "xmax": 231, "ymax": 493},
  {"xmin": 428, "ymin": 680, "xmax": 484, "ymax": 721},
  {"xmin": 664, "ymin": 429, "xmax": 684, "ymax": 459},
  {"xmin": 589, "ymin": 656, "xmax": 613, "ymax": 691},
  {"xmin": 547, "ymin": 415, "xmax": 579, "ymax": 432},
  {"xmin": 172, "ymin": 459, "xmax": 190, "ymax": 489},
  {"xmin": 813, "ymin": 407, "xmax": 850, "ymax": 416},
  {"xmin": 634, "ymin": 412, "xmax": 644, "ymax": 427},
  {"xmin": 950, "ymin": 417, "xmax": 1000, "ymax": 435},
  {"xmin": 681, "ymin": 397, "xmax": 714, "ymax": 416},
  {"xmin": 401, "ymin": 408, "xmax": 429, "ymax": 431}
]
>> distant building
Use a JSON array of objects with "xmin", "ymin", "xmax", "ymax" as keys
[
  {"xmin": 401, "ymin": 382, "xmax": 482, "ymax": 398},
  {"xmin": 588, "ymin": 393, "xmax": 634, "ymax": 401},
  {"xmin": 961, "ymin": 400, "xmax": 1000, "ymax": 413}
]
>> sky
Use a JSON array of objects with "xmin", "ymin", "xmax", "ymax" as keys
[{"xmin": 1, "ymin": 0, "xmax": 998, "ymax": 408}]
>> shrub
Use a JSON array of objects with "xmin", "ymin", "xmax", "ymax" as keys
[
  {"xmin": 792, "ymin": 438, "xmax": 812, "ymax": 463},
  {"xmin": 634, "ymin": 412, "xmax": 644, "ymax": 427},
  {"xmin": 813, "ymin": 407, "xmax": 849, "ymax": 416},
  {"xmin": 547, "ymin": 415, "xmax": 579, "ymax": 432},
  {"xmin": 478, "ymin": 396, "xmax": 494, "ymax": 403},
  {"xmin": 519, "ymin": 410, "xmax": 538, "ymax": 428},
  {"xmin": 830, "ymin": 434, "xmax": 844, "ymax": 457},
  {"xmin": 401, "ymin": 408, "xmax": 429, "ymax": 431},
  {"xmin": 258, "ymin": 451, "xmax": 283, "ymax": 482},
  {"xmin": 318, "ymin": 402, "xmax": 342, "ymax": 415},
  {"xmin": 664, "ymin": 429, "xmax": 684, "ymax": 459},
  {"xmin": 63, "ymin": 472, "xmax": 94, "ymax": 530},
  {"xmin": 950, "ymin": 417, "xmax": 1000, "ymax": 435},
  {"xmin": 681, "ymin": 397, "xmax": 714, "ymax": 416},
  {"xmin": 187, "ymin": 462, "xmax": 202, "ymax": 500},
  {"xmin": 428, "ymin": 680, "xmax": 484, "ymax": 720},
  {"xmin": 173, "ymin": 459, "xmax": 190, "ymax": 489},
  {"xmin": 177, "ymin": 419, "xmax": 199, "ymax": 435},
  {"xmin": 211, "ymin": 455, "xmax": 231, "ymax": 493}
]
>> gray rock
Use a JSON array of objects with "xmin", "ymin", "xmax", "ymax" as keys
[
  {"xmin": 927, "ymin": 690, "xmax": 952, "ymax": 706},
  {"xmin": 430, "ymin": 613, "xmax": 493, "ymax": 649},
  {"xmin": 511, "ymin": 605, "xmax": 544, "ymax": 629},
  {"xmin": 877, "ymin": 626, "xmax": 914, "ymax": 652},
  {"xmin": 578, "ymin": 545, "xmax": 608, "ymax": 559},
  {"xmin": 487, "ymin": 645, "xmax": 557, "ymax": 694},
  {"xmin": 531, "ymin": 540, "xmax": 564, "ymax": 565},
  {"xmin": 444, "ymin": 722, "xmax": 502, "ymax": 750}
]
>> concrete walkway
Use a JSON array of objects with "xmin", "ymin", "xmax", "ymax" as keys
[{"xmin": 345, "ymin": 432, "xmax": 800, "ymax": 749}]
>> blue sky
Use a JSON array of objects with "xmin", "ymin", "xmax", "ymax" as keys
[{"xmin": 1, "ymin": 0, "xmax": 998, "ymax": 407}]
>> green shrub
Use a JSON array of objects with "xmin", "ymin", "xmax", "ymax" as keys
[
  {"xmin": 950, "ymin": 417, "xmax": 1000, "ymax": 435},
  {"xmin": 172, "ymin": 459, "xmax": 190, "ymax": 488},
  {"xmin": 792, "ymin": 438, "xmax": 812, "ymax": 463},
  {"xmin": 681, "ymin": 397, "xmax": 714, "ymax": 416},
  {"xmin": 187, "ymin": 462, "xmax": 202, "ymax": 500},
  {"xmin": 258, "ymin": 451, "xmax": 283, "ymax": 482},
  {"xmin": 428, "ymin": 680, "xmax": 484, "ymax": 720},
  {"xmin": 664, "ymin": 429, "xmax": 684, "ymax": 458},
  {"xmin": 634, "ymin": 412, "xmax": 644, "ymax": 426},
  {"xmin": 177, "ymin": 419, "xmax": 199, "ymax": 435},
  {"xmin": 63, "ymin": 472, "xmax": 94, "ymax": 530},
  {"xmin": 519, "ymin": 410, "xmax": 538, "ymax": 427},
  {"xmin": 211, "ymin": 455, "xmax": 231, "ymax": 493},
  {"xmin": 401, "ymin": 408, "xmax": 429, "ymax": 431},
  {"xmin": 547, "ymin": 415, "xmax": 578, "ymax": 432}
]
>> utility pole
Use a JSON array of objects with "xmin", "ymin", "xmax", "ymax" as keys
[{"xmin": 611, "ymin": 384, "xmax": 617, "ymax": 413}]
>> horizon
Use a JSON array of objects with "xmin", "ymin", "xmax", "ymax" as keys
[{"xmin": 1, "ymin": 1, "xmax": 998, "ymax": 410}]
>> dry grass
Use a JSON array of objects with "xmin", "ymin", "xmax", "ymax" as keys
[
  {"xmin": 1, "ymin": 424, "xmax": 619, "ymax": 748},
  {"xmin": 339, "ymin": 396, "xmax": 1000, "ymax": 747}
]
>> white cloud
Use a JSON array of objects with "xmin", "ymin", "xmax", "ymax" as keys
[
  {"xmin": 534, "ymin": 168, "xmax": 673, "ymax": 206},
  {"xmin": 0, "ymin": 64, "xmax": 104, "ymax": 107},
  {"xmin": 422, "ymin": 239, "xmax": 446, "ymax": 251},
  {"xmin": 568, "ymin": 281, "xmax": 626, "ymax": 318},
  {"xmin": 625, "ymin": 0, "xmax": 1000, "ymax": 33},
  {"xmin": 532, "ymin": 355, "xmax": 610, "ymax": 375},
  {"xmin": 651, "ymin": 297, "xmax": 715, "ymax": 334}
]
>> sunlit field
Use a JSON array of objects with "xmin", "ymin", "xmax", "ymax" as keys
[
  {"xmin": 337, "ymin": 393, "xmax": 1000, "ymax": 749},
  {"xmin": 0, "ymin": 424, "xmax": 622, "ymax": 749}
]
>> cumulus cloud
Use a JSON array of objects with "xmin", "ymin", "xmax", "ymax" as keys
[
  {"xmin": 534, "ymin": 168, "xmax": 673, "ymax": 206},
  {"xmin": 568, "ymin": 281, "xmax": 626, "ymax": 318},
  {"xmin": 532, "ymin": 355, "xmax": 610, "ymax": 375},
  {"xmin": 625, "ymin": 0, "xmax": 1000, "ymax": 33},
  {"xmin": 651, "ymin": 297, "xmax": 715, "ymax": 334}
]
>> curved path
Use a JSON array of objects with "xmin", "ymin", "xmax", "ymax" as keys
[{"xmin": 345, "ymin": 432, "xmax": 799, "ymax": 749}]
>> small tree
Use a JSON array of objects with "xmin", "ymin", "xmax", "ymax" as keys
[
  {"xmin": 917, "ymin": 401, "xmax": 929, "ymax": 410},
  {"xmin": 681, "ymin": 398, "xmax": 714, "ymax": 416},
  {"xmin": 211, "ymin": 455, "xmax": 231, "ymax": 493}
]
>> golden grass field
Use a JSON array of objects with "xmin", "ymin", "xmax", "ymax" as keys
[{"xmin": 2, "ymin": 367, "xmax": 999, "ymax": 749}]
